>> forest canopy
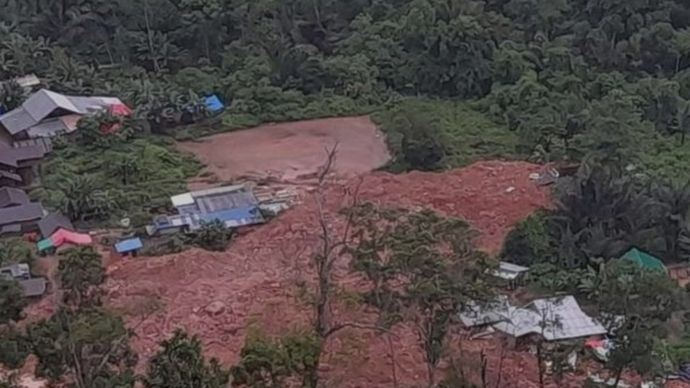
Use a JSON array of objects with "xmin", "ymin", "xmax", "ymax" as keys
[{"xmin": 3, "ymin": 0, "xmax": 690, "ymax": 177}]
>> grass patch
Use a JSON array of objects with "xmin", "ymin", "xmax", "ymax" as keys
[
  {"xmin": 373, "ymin": 98, "xmax": 522, "ymax": 170},
  {"xmin": 34, "ymin": 136, "xmax": 201, "ymax": 228}
]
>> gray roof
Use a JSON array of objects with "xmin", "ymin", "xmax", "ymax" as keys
[
  {"xmin": 0, "ymin": 202, "xmax": 44, "ymax": 227},
  {"xmin": 0, "ymin": 89, "xmax": 124, "ymax": 135},
  {"xmin": 461, "ymin": 296, "xmax": 607, "ymax": 341},
  {"xmin": 0, "ymin": 107, "xmax": 38, "ymax": 135},
  {"xmin": 23, "ymin": 89, "xmax": 80, "ymax": 122},
  {"xmin": 26, "ymin": 118, "xmax": 71, "ymax": 138},
  {"xmin": 0, "ymin": 263, "xmax": 30, "ymax": 279},
  {"xmin": 493, "ymin": 262, "xmax": 530, "ymax": 281},
  {"xmin": 38, "ymin": 212, "xmax": 74, "ymax": 237},
  {"xmin": 0, "ymin": 143, "xmax": 46, "ymax": 168},
  {"xmin": 0, "ymin": 170, "xmax": 22, "ymax": 183},
  {"xmin": 18, "ymin": 278, "xmax": 46, "ymax": 297},
  {"xmin": 0, "ymin": 187, "xmax": 30, "ymax": 208}
]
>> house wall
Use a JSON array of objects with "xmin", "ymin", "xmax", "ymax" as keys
[
  {"xmin": 0, "ymin": 127, "xmax": 11, "ymax": 146},
  {"xmin": 0, "ymin": 177, "xmax": 18, "ymax": 187}
]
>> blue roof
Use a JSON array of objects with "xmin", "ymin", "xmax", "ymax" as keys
[
  {"xmin": 205, "ymin": 95, "xmax": 224, "ymax": 112},
  {"xmin": 198, "ymin": 206, "xmax": 264, "ymax": 228},
  {"xmin": 115, "ymin": 238, "xmax": 143, "ymax": 253}
]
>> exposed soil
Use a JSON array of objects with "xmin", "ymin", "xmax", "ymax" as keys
[
  {"xmin": 105, "ymin": 161, "xmax": 561, "ymax": 387},
  {"xmin": 176, "ymin": 116, "xmax": 391, "ymax": 188}
]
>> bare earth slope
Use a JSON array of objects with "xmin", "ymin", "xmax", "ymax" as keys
[
  {"xmin": 176, "ymin": 116, "xmax": 390, "ymax": 183},
  {"xmin": 106, "ymin": 161, "xmax": 553, "ymax": 387}
]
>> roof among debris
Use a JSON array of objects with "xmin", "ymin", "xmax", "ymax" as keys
[
  {"xmin": 0, "ymin": 142, "xmax": 47, "ymax": 167},
  {"xmin": 493, "ymin": 261, "xmax": 529, "ymax": 280},
  {"xmin": 38, "ymin": 212, "xmax": 74, "ymax": 238},
  {"xmin": 26, "ymin": 114, "xmax": 81, "ymax": 138},
  {"xmin": 0, "ymin": 89, "xmax": 127, "ymax": 135},
  {"xmin": 115, "ymin": 238, "xmax": 143, "ymax": 253},
  {"xmin": 622, "ymin": 248, "xmax": 666, "ymax": 272},
  {"xmin": 171, "ymin": 184, "xmax": 258, "ymax": 213},
  {"xmin": 0, "ymin": 202, "xmax": 44, "ymax": 227},
  {"xmin": 18, "ymin": 277, "xmax": 47, "ymax": 297},
  {"xmin": 461, "ymin": 295, "xmax": 607, "ymax": 341},
  {"xmin": 0, "ymin": 263, "xmax": 30, "ymax": 279},
  {"xmin": 0, "ymin": 187, "xmax": 29, "ymax": 208}
]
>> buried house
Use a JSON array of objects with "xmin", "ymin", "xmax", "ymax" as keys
[
  {"xmin": 148, "ymin": 184, "xmax": 265, "ymax": 235},
  {"xmin": 460, "ymin": 295, "xmax": 607, "ymax": 345}
]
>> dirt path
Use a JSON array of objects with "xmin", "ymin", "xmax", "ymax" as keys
[
  {"xmin": 106, "ymin": 161, "xmax": 556, "ymax": 387},
  {"xmin": 176, "ymin": 116, "xmax": 390, "ymax": 186}
]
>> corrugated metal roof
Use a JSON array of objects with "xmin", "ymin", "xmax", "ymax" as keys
[
  {"xmin": 0, "ymin": 89, "xmax": 125, "ymax": 136},
  {"xmin": 460, "ymin": 295, "xmax": 606, "ymax": 341},
  {"xmin": 26, "ymin": 117, "xmax": 73, "ymax": 138},
  {"xmin": 0, "ymin": 187, "xmax": 29, "ymax": 208},
  {"xmin": 0, "ymin": 202, "xmax": 44, "ymax": 226},
  {"xmin": 18, "ymin": 278, "xmax": 46, "ymax": 297},
  {"xmin": 115, "ymin": 238, "xmax": 143, "ymax": 253},
  {"xmin": 0, "ymin": 263, "xmax": 30, "ymax": 279},
  {"xmin": 23, "ymin": 89, "xmax": 80, "ymax": 121},
  {"xmin": 0, "ymin": 170, "xmax": 22, "ymax": 182},
  {"xmin": 0, "ymin": 107, "xmax": 38, "ymax": 134},
  {"xmin": 494, "ymin": 296, "xmax": 607, "ymax": 341},
  {"xmin": 198, "ymin": 206, "xmax": 265, "ymax": 228},
  {"xmin": 38, "ymin": 212, "xmax": 74, "ymax": 238},
  {"xmin": 0, "ymin": 151, "xmax": 18, "ymax": 167},
  {"xmin": 493, "ymin": 261, "xmax": 530, "ymax": 280}
]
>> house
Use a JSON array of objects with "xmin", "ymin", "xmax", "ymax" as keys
[
  {"xmin": 18, "ymin": 278, "xmax": 47, "ymax": 297},
  {"xmin": 492, "ymin": 262, "xmax": 530, "ymax": 289},
  {"xmin": 0, "ymin": 89, "xmax": 130, "ymax": 142},
  {"xmin": 38, "ymin": 212, "xmax": 74, "ymax": 239},
  {"xmin": 0, "ymin": 187, "xmax": 29, "ymax": 208},
  {"xmin": 0, "ymin": 202, "xmax": 45, "ymax": 235},
  {"xmin": 460, "ymin": 296, "xmax": 606, "ymax": 344},
  {"xmin": 0, "ymin": 143, "xmax": 47, "ymax": 186},
  {"xmin": 0, "ymin": 263, "xmax": 30, "ymax": 280},
  {"xmin": 150, "ymin": 185, "xmax": 265, "ymax": 235},
  {"xmin": 0, "ymin": 263, "xmax": 47, "ymax": 297}
]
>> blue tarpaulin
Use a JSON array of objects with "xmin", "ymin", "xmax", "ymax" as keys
[
  {"xmin": 198, "ymin": 206, "xmax": 264, "ymax": 228},
  {"xmin": 205, "ymin": 95, "xmax": 224, "ymax": 113},
  {"xmin": 115, "ymin": 238, "xmax": 143, "ymax": 253}
]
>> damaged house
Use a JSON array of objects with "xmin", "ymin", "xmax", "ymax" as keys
[
  {"xmin": 460, "ymin": 295, "xmax": 607, "ymax": 346},
  {"xmin": 0, "ymin": 88, "xmax": 130, "ymax": 146}
]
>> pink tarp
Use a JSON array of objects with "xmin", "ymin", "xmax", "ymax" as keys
[{"xmin": 51, "ymin": 228, "xmax": 92, "ymax": 247}]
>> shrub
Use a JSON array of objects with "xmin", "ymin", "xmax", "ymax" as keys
[
  {"xmin": 501, "ymin": 212, "xmax": 557, "ymax": 266},
  {"xmin": 0, "ymin": 328, "xmax": 30, "ymax": 369},
  {"xmin": 186, "ymin": 220, "xmax": 234, "ymax": 252}
]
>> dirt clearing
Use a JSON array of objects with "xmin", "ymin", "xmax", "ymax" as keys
[
  {"xmin": 177, "ymin": 116, "xmax": 390, "ymax": 185},
  {"xmin": 105, "ymin": 161, "xmax": 557, "ymax": 387}
]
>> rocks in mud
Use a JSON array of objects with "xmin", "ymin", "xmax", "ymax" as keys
[{"xmin": 204, "ymin": 301, "xmax": 227, "ymax": 316}]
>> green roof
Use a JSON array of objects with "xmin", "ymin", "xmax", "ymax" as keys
[
  {"xmin": 37, "ymin": 238, "xmax": 53, "ymax": 252},
  {"xmin": 621, "ymin": 248, "xmax": 667, "ymax": 272}
]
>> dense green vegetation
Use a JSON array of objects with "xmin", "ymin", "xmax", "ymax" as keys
[
  {"xmin": 3, "ymin": 0, "xmax": 690, "ymax": 173},
  {"xmin": 35, "ymin": 136, "xmax": 200, "ymax": 227}
]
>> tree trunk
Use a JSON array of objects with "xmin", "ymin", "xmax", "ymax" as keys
[
  {"xmin": 613, "ymin": 366, "xmax": 625, "ymax": 387},
  {"xmin": 143, "ymin": 0, "xmax": 160, "ymax": 73},
  {"xmin": 537, "ymin": 342, "xmax": 545, "ymax": 388}
]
